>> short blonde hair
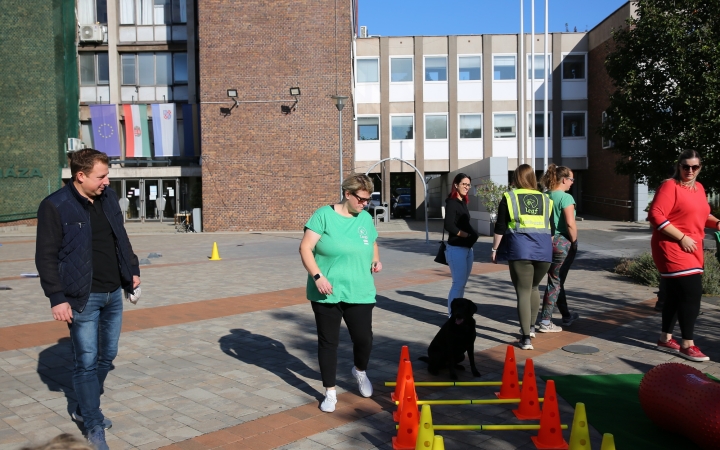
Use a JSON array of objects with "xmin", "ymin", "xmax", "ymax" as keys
[
  {"xmin": 342, "ymin": 173, "xmax": 374, "ymax": 194},
  {"xmin": 20, "ymin": 434, "xmax": 94, "ymax": 450}
]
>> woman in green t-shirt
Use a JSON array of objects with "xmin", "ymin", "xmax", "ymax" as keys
[
  {"xmin": 538, "ymin": 164, "xmax": 580, "ymax": 333},
  {"xmin": 299, "ymin": 174, "xmax": 382, "ymax": 413}
]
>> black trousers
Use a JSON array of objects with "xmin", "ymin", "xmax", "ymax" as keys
[
  {"xmin": 661, "ymin": 274, "xmax": 703, "ymax": 340},
  {"xmin": 311, "ymin": 302, "xmax": 374, "ymax": 388}
]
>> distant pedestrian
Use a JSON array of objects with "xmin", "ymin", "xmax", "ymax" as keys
[
  {"xmin": 299, "ymin": 174, "xmax": 382, "ymax": 412},
  {"xmin": 492, "ymin": 165, "xmax": 553, "ymax": 350},
  {"xmin": 648, "ymin": 149, "xmax": 720, "ymax": 362},
  {"xmin": 443, "ymin": 173, "xmax": 479, "ymax": 315},
  {"xmin": 35, "ymin": 149, "xmax": 140, "ymax": 450},
  {"xmin": 537, "ymin": 164, "xmax": 580, "ymax": 333}
]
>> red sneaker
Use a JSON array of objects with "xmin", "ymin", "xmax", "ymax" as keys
[
  {"xmin": 679, "ymin": 346, "xmax": 710, "ymax": 362},
  {"xmin": 656, "ymin": 339, "xmax": 680, "ymax": 353}
]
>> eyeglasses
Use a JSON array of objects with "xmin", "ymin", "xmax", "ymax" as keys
[
  {"xmin": 681, "ymin": 164, "xmax": 701, "ymax": 172},
  {"xmin": 459, "ymin": 183, "xmax": 471, "ymax": 187},
  {"xmin": 351, "ymin": 193, "xmax": 372, "ymax": 204},
  {"xmin": 565, "ymin": 177, "xmax": 575, "ymax": 182}
]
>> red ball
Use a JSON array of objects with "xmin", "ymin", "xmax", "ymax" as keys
[{"xmin": 639, "ymin": 363, "xmax": 720, "ymax": 449}]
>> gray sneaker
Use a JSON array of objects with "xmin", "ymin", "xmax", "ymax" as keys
[
  {"xmin": 519, "ymin": 326, "xmax": 536, "ymax": 338},
  {"xmin": 518, "ymin": 337, "xmax": 534, "ymax": 350},
  {"xmin": 562, "ymin": 313, "xmax": 580, "ymax": 327},
  {"xmin": 538, "ymin": 322, "xmax": 563, "ymax": 333},
  {"xmin": 87, "ymin": 425, "xmax": 109, "ymax": 450},
  {"xmin": 72, "ymin": 408, "xmax": 112, "ymax": 429}
]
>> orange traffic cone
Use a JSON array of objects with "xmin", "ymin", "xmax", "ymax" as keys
[
  {"xmin": 496, "ymin": 345, "xmax": 521, "ymax": 399},
  {"xmin": 513, "ymin": 358, "xmax": 541, "ymax": 420},
  {"xmin": 394, "ymin": 360, "xmax": 416, "ymax": 422},
  {"xmin": 209, "ymin": 242, "xmax": 221, "ymax": 260},
  {"xmin": 393, "ymin": 375, "xmax": 419, "ymax": 450},
  {"xmin": 392, "ymin": 346, "xmax": 412, "ymax": 401},
  {"xmin": 532, "ymin": 380, "xmax": 568, "ymax": 449}
]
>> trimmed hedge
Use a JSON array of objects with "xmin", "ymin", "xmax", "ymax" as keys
[{"xmin": 615, "ymin": 251, "xmax": 720, "ymax": 296}]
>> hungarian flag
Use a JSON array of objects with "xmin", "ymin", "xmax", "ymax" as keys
[
  {"xmin": 151, "ymin": 103, "xmax": 180, "ymax": 157},
  {"xmin": 89, "ymin": 105, "xmax": 121, "ymax": 157},
  {"xmin": 122, "ymin": 104, "xmax": 151, "ymax": 157}
]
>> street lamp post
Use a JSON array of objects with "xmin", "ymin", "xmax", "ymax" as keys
[{"xmin": 331, "ymin": 95, "xmax": 349, "ymax": 201}]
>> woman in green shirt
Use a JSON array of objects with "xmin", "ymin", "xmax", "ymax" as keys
[
  {"xmin": 538, "ymin": 164, "xmax": 580, "ymax": 333},
  {"xmin": 299, "ymin": 174, "xmax": 382, "ymax": 413}
]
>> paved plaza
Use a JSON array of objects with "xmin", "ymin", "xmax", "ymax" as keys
[{"xmin": 1, "ymin": 219, "xmax": 718, "ymax": 449}]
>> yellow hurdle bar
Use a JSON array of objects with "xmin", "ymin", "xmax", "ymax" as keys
[
  {"xmin": 394, "ymin": 398, "xmax": 544, "ymax": 405},
  {"xmin": 395, "ymin": 424, "xmax": 568, "ymax": 431},
  {"xmin": 385, "ymin": 381, "xmax": 523, "ymax": 387}
]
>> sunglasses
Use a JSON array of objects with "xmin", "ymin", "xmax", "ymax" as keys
[
  {"xmin": 681, "ymin": 164, "xmax": 701, "ymax": 172},
  {"xmin": 351, "ymin": 193, "xmax": 372, "ymax": 204}
]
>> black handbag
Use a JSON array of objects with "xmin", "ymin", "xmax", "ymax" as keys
[{"xmin": 434, "ymin": 229, "xmax": 448, "ymax": 265}]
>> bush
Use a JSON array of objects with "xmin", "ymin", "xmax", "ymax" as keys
[
  {"xmin": 615, "ymin": 251, "xmax": 720, "ymax": 295},
  {"xmin": 475, "ymin": 179, "xmax": 508, "ymax": 217}
]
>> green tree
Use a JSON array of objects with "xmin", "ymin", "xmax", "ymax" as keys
[
  {"xmin": 600, "ymin": 0, "xmax": 720, "ymax": 192},
  {"xmin": 475, "ymin": 179, "xmax": 508, "ymax": 218}
]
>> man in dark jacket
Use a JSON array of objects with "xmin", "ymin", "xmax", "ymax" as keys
[{"xmin": 35, "ymin": 149, "xmax": 140, "ymax": 450}]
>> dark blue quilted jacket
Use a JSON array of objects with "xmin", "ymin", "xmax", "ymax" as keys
[{"xmin": 35, "ymin": 183, "xmax": 140, "ymax": 312}]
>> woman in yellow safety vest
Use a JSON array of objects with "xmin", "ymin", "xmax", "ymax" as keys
[{"xmin": 491, "ymin": 164, "xmax": 554, "ymax": 350}]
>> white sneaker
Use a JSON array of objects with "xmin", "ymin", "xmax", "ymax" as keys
[
  {"xmin": 352, "ymin": 367, "xmax": 373, "ymax": 397},
  {"xmin": 538, "ymin": 322, "xmax": 562, "ymax": 333},
  {"xmin": 520, "ymin": 326, "xmax": 536, "ymax": 338},
  {"xmin": 320, "ymin": 390, "xmax": 337, "ymax": 412},
  {"xmin": 518, "ymin": 337, "xmax": 534, "ymax": 350}
]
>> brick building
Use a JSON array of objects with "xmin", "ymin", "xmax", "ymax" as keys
[{"xmin": 197, "ymin": 0, "xmax": 357, "ymax": 231}]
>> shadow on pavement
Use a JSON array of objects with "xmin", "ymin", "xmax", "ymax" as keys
[{"xmin": 37, "ymin": 337, "xmax": 83, "ymax": 433}]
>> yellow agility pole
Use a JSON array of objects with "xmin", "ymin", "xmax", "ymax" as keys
[
  {"xmin": 394, "ymin": 398, "xmax": 544, "ymax": 406},
  {"xmin": 395, "ymin": 424, "xmax": 568, "ymax": 431},
  {"xmin": 385, "ymin": 381, "xmax": 523, "ymax": 387}
]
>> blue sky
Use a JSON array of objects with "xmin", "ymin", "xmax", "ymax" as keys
[{"xmin": 358, "ymin": 0, "xmax": 629, "ymax": 36}]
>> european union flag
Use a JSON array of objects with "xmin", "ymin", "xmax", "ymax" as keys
[{"xmin": 89, "ymin": 104, "xmax": 121, "ymax": 157}]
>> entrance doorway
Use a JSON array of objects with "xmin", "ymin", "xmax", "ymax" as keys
[{"xmin": 113, "ymin": 179, "xmax": 179, "ymax": 223}]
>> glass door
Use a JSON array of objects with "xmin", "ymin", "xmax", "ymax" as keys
[
  {"xmin": 144, "ymin": 179, "xmax": 161, "ymax": 221},
  {"xmin": 162, "ymin": 179, "xmax": 177, "ymax": 221},
  {"xmin": 125, "ymin": 180, "xmax": 141, "ymax": 220}
]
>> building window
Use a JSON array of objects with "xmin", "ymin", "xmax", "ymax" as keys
[
  {"xmin": 80, "ymin": 53, "xmax": 109, "ymax": 86},
  {"xmin": 78, "ymin": 0, "xmax": 108, "ymax": 24},
  {"xmin": 459, "ymin": 56, "xmax": 481, "ymax": 81},
  {"xmin": 357, "ymin": 59, "xmax": 379, "ymax": 83},
  {"xmin": 493, "ymin": 55, "xmax": 516, "ymax": 81},
  {"xmin": 601, "ymin": 111, "xmax": 613, "ymax": 148},
  {"xmin": 459, "ymin": 114, "xmax": 482, "ymax": 139},
  {"xmin": 358, "ymin": 117, "xmax": 379, "ymax": 140},
  {"xmin": 563, "ymin": 54, "xmax": 586, "ymax": 80},
  {"xmin": 121, "ymin": 52, "xmax": 188, "ymax": 85},
  {"xmin": 529, "ymin": 113, "xmax": 551, "ymax": 138},
  {"xmin": 527, "ymin": 55, "xmax": 552, "ymax": 80},
  {"xmin": 119, "ymin": 0, "xmax": 187, "ymax": 25},
  {"xmin": 425, "ymin": 57, "xmax": 447, "ymax": 82},
  {"xmin": 391, "ymin": 116, "xmax": 414, "ymax": 140},
  {"xmin": 390, "ymin": 58, "xmax": 413, "ymax": 82},
  {"xmin": 494, "ymin": 114, "xmax": 516, "ymax": 138},
  {"xmin": 563, "ymin": 113, "xmax": 586, "ymax": 137},
  {"xmin": 425, "ymin": 115, "xmax": 447, "ymax": 139}
]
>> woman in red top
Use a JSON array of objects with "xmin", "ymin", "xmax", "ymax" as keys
[{"xmin": 648, "ymin": 149, "xmax": 720, "ymax": 362}]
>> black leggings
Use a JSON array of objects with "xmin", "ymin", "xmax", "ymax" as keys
[
  {"xmin": 311, "ymin": 302, "xmax": 374, "ymax": 388},
  {"xmin": 661, "ymin": 274, "xmax": 702, "ymax": 340}
]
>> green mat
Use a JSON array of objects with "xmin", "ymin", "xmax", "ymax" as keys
[{"xmin": 541, "ymin": 374, "xmax": 701, "ymax": 450}]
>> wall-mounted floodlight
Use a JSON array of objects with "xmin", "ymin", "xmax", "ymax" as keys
[
  {"xmin": 289, "ymin": 87, "xmax": 301, "ymax": 96},
  {"xmin": 227, "ymin": 89, "xmax": 238, "ymax": 98},
  {"xmin": 204, "ymin": 87, "xmax": 302, "ymax": 116}
]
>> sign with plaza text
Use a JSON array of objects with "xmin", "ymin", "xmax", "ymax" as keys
[{"xmin": 0, "ymin": 167, "xmax": 43, "ymax": 179}]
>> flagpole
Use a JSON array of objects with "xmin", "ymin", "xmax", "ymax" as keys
[
  {"xmin": 519, "ymin": 0, "xmax": 525, "ymax": 165},
  {"xmin": 543, "ymin": 0, "xmax": 549, "ymax": 172},
  {"xmin": 530, "ymin": 0, "xmax": 535, "ymax": 171}
]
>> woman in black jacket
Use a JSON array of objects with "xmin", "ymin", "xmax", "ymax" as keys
[{"xmin": 444, "ymin": 173, "xmax": 479, "ymax": 315}]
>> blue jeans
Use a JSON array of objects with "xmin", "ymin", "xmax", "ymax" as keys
[
  {"xmin": 445, "ymin": 243, "xmax": 474, "ymax": 315},
  {"xmin": 68, "ymin": 287, "xmax": 123, "ymax": 431}
]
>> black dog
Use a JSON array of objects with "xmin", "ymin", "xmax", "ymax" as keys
[{"xmin": 418, "ymin": 298, "xmax": 481, "ymax": 380}]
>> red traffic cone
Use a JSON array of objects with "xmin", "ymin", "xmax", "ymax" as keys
[
  {"xmin": 392, "ymin": 346, "xmax": 412, "ymax": 402},
  {"xmin": 392, "ymin": 375, "xmax": 419, "ymax": 450},
  {"xmin": 496, "ymin": 345, "xmax": 521, "ymax": 399},
  {"xmin": 532, "ymin": 380, "xmax": 568, "ymax": 449},
  {"xmin": 394, "ymin": 360, "xmax": 415, "ymax": 422},
  {"xmin": 513, "ymin": 358, "xmax": 542, "ymax": 420}
]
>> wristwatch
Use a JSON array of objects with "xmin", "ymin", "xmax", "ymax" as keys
[{"xmin": 313, "ymin": 273, "xmax": 323, "ymax": 280}]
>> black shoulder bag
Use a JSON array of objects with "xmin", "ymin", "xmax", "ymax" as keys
[{"xmin": 434, "ymin": 228, "xmax": 448, "ymax": 265}]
